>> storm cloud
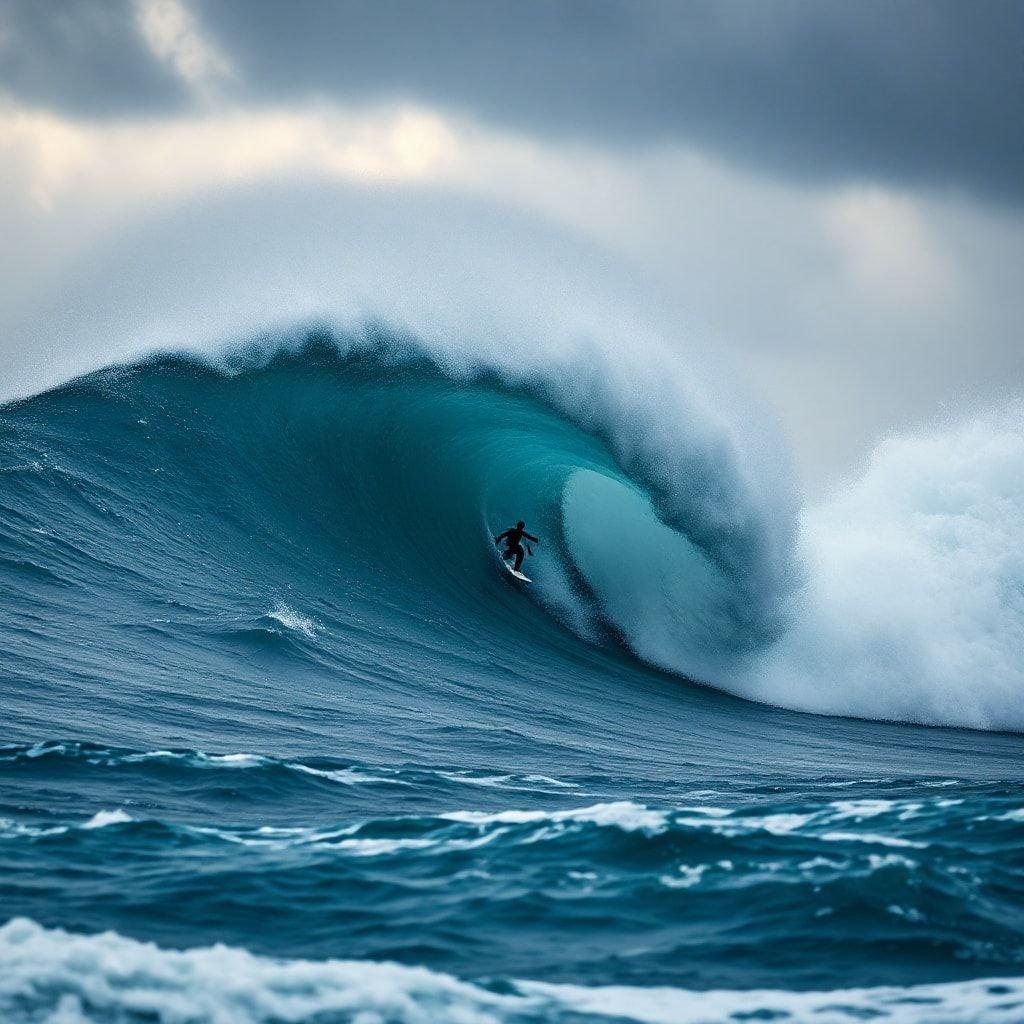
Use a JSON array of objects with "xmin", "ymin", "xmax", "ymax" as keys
[
  {"xmin": 2, "ymin": 0, "xmax": 1022, "ymax": 203},
  {"xmin": 0, "ymin": 0, "xmax": 187, "ymax": 114}
]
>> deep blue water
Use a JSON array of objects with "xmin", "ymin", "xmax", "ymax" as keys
[{"xmin": 2, "ymin": 334, "xmax": 1023, "ymax": 1023}]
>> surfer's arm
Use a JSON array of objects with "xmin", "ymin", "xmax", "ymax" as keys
[
  {"xmin": 494, "ymin": 530, "xmax": 511, "ymax": 544},
  {"xmin": 523, "ymin": 532, "xmax": 539, "ymax": 543}
]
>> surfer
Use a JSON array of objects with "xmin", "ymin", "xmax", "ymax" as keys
[{"xmin": 494, "ymin": 521, "xmax": 538, "ymax": 573}]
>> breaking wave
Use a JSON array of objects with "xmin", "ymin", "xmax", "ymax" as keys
[{"xmin": 3, "ymin": 325, "xmax": 1022, "ymax": 730}]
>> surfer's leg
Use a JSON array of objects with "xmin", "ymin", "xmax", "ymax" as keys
[{"xmin": 513, "ymin": 546, "xmax": 525, "ymax": 571}]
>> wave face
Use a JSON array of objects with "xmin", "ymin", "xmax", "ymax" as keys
[{"xmin": 2, "ymin": 328, "xmax": 1024, "ymax": 1020}]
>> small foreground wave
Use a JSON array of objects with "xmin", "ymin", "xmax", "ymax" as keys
[{"xmin": 2, "ymin": 918, "xmax": 1023, "ymax": 1024}]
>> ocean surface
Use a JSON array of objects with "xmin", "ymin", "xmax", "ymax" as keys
[{"xmin": 2, "ymin": 331, "xmax": 1023, "ymax": 1023}]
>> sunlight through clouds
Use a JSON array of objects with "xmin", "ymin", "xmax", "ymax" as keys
[
  {"xmin": 0, "ymin": 103, "xmax": 460, "ymax": 212},
  {"xmin": 133, "ymin": 0, "xmax": 234, "ymax": 98},
  {"xmin": 821, "ymin": 188, "xmax": 960, "ymax": 309}
]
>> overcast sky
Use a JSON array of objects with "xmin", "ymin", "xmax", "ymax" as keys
[{"xmin": 2, "ymin": 0, "xmax": 1023, "ymax": 483}]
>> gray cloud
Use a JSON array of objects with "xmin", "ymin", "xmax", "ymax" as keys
[
  {"xmin": 2, "ymin": 0, "xmax": 1021, "ymax": 202},
  {"xmin": 0, "ymin": 0, "xmax": 186, "ymax": 115}
]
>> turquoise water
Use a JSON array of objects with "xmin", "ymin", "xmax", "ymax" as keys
[{"xmin": 2, "ymin": 333, "xmax": 1023, "ymax": 1023}]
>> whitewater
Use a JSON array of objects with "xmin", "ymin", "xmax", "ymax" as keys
[{"xmin": 2, "ymin": 325, "xmax": 1024, "ymax": 1023}]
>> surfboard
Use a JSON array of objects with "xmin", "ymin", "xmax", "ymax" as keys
[{"xmin": 504, "ymin": 561, "xmax": 532, "ymax": 583}]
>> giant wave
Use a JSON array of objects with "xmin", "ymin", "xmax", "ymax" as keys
[{"xmin": 2, "ymin": 325, "xmax": 1023, "ymax": 734}]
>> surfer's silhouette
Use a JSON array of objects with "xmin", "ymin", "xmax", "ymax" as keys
[{"xmin": 494, "ymin": 521, "xmax": 538, "ymax": 573}]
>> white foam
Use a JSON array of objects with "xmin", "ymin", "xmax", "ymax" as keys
[
  {"xmin": 659, "ymin": 864, "xmax": 707, "ymax": 889},
  {"xmin": 828, "ymin": 799, "xmax": 901, "ymax": 820},
  {"xmin": 267, "ymin": 602, "xmax": 318, "ymax": 639},
  {"xmin": 993, "ymin": 808, "xmax": 1024, "ymax": 822},
  {"xmin": 798, "ymin": 856, "xmax": 848, "ymax": 871},
  {"xmin": 189, "ymin": 823, "xmax": 360, "ymax": 848},
  {"xmin": 121, "ymin": 749, "xmax": 178, "ymax": 763},
  {"xmin": 202, "ymin": 752, "xmax": 268, "ymax": 767},
  {"xmin": 289, "ymin": 763, "xmax": 409, "ymax": 786},
  {"xmin": 820, "ymin": 831, "xmax": 927, "ymax": 849},
  {"xmin": 522, "ymin": 774, "xmax": 576, "ymax": 789},
  {"xmin": 0, "ymin": 819, "xmax": 68, "ymax": 839},
  {"xmin": 887, "ymin": 904, "xmax": 926, "ymax": 923},
  {"xmin": 442, "ymin": 801, "xmax": 669, "ymax": 834},
  {"xmin": 742, "ymin": 405, "xmax": 1024, "ymax": 731},
  {"xmin": 672, "ymin": 811, "xmax": 816, "ymax": 837},
  {"xmin": 189, "ymin": 821, "xmax": 510, "ymax": 856},
  {"xmin": 81, "ymin": 809, "xmax": 132, "ymax": 830},
  {"xmin": 522, "ymin": 975, "xmax": 1024, "ymax": 1024},
  {"xmin": 0, "ymin": 918, "xmax": 528, "ymax": 1024},
  {"xmin": 331, "ymin": 837, "xmax": 439, "ymax": 857},
  {"xmin": 438, "ymin": 772, "xmax": 516, "ymax": 788},
  {"xmin": 868, "ymin": 853, "xmax": 919, "ymax": 870},
  {"xmin": 123, "ymin": 750, "xmax": 268, "ymax": 768},
  {"xmin": 4, "ymin": 919, "xmax": 1023, "ymax": 1024},
  {"xmin": 439, "ymin": 771, "xmax": 579, "ymax": 793},
  {"xmin": 24, "ymin": 742, "xmax": 70, "ymax": 759},
  {"xmin": 673, "ymin": 806, "xmax": 731, "ymax": 818}
]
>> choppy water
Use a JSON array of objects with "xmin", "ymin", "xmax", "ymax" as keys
[{"xmin": 2, "ymin": 331, "xmax": 1023, "ymax": 1022}]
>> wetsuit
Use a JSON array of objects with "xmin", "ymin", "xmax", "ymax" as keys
[{"xmin": 495, "ymin": 525, "xmax": 538, "ymax": 572}]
